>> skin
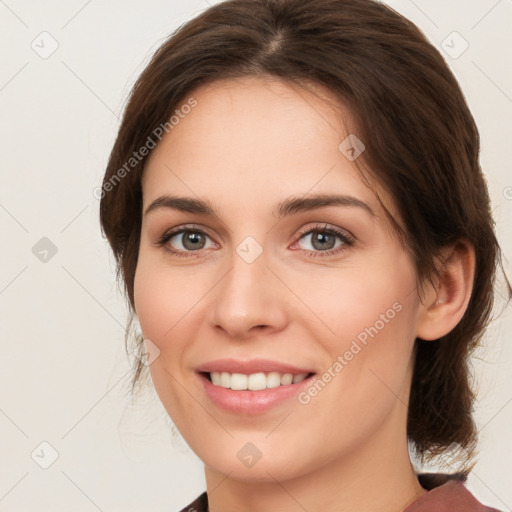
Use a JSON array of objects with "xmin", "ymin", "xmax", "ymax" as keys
[{"xmin": 133, "ymin": 76, "xmax": 475, "ymax": 512}]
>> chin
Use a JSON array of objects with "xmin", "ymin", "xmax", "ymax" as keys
[{"xmin": 200, "ymin": 440, "xmax": 315, "ymax": 484}]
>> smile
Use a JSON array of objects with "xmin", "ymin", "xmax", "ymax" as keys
[
  {"xmin": 197, "ymin": 371, "xmax": 317, "ymax": 415},
  {"xmin": 206, "ymin": 371, "xmax": 311, "ymax": 390}
]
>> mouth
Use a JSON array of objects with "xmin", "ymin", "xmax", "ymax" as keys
[
  {"xmin": 196, "ymin": 370, "xmax": 317, "ymax": 415},
  {"xmin": 200, "ymin": 371, "xmax": 316, "ymax": 390}
]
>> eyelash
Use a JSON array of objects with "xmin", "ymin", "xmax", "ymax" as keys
[{"xmin": 155, "ymin": 223, "xmax": 355, "ymax": 259}]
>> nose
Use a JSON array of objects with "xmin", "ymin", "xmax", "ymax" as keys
[{"xmin": 210, "ymin": 248, "xmax": 289, "ymax": 340}]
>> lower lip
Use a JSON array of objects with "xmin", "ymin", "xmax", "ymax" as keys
[{"xmin": 197, "ymin": 372, "xmax": 316, "ymax": 415}]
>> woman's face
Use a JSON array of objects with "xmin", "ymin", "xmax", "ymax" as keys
[{"xmin": 134, "ymin": 77, "xmax": 425, "ymax": 482}]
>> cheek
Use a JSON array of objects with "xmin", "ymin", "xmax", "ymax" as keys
[
  {"xmin": 133, "ymin": 255, "xmax": 206, "ymax": 342},
  {"xmin": 292, "ymin": 275, "xmax": 418, "ymax": 460},
  {"xmin": 292, "ymin": 252, "xmax": 419, "ymax": 400},
  {"xmin": 133, "ymin": 260, "xmax": 205, "ymax": 428},
  {"xmin": 290, "ymin": 261, "xmax": 417, "ymax": 349},
  {"xmin": 133, "ymin": 264, "xmax": 171, "ymax": 340}
]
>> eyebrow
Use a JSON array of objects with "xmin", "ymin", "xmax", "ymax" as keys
[{"xmin": 143, "ymin": 193, "xmax": 375, "ymax": 218}]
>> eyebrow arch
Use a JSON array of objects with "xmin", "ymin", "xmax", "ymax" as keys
[
  {"xmin": 143, "ymin": 193, "xmax": 375, "ymax": 218},
  {"xmin": 144, "ymin": 196, "xmax": 215, "ymax": 217},
  {"xmin": 275, "ymin": 194, "xmax": 375, "ymax": 218}
]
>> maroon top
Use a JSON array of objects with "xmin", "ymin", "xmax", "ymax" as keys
[
  {"xmin": 406, "ymin": 473, "xmax": 502, "ymax": 511},
  {"xmin": 178, "ymin": 474, "xmax": 503, "ymax": 511}
]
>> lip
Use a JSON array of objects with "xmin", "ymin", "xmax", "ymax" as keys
[
  {"xmin": 195, "ymin": 359, "xmax": 317, "ymax": 415},
  {"xmin": 195, "ymin": 358, "xmax": 315, "ymax": 375},
  {"xmin": 197, "ymin": 373, "xmax": 316, "ymax": 415}
]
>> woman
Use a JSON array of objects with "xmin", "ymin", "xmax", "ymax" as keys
[{"xmin": 99, "ymin": 0, "xmax": 511, "ymax": 510}]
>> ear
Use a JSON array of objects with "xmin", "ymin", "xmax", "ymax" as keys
[{"xmin": 416, "ymin": 240, "xmax": 476, "ymax": 341}]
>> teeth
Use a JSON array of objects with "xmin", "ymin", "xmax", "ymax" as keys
[{"xmin": 209, "ymin": 371, "xmax": 309, "ymax": 390}]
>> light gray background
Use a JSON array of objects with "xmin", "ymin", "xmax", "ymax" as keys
[{"xmin": 0, "ymin": 0, "xmax": 511, "ymax": 510}]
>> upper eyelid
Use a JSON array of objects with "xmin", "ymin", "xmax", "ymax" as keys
[{"xmin": 295, "ymin": 223, "xmax": 352, "ymax": 238}]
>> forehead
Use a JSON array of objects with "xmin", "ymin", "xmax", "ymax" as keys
[
  {"xmin": 141, "ymin": 76, "xmax": 398, "ymax": 227},
  {"xmin": 143, "ymin": 76, "xmax": 348, "ymax": 178}
]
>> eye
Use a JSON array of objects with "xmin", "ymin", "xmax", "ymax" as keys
[
  {"xmin": 293, "ymin": 224, "xmax": 354, "ymax": 257},
  {"xmin": 155, "ymin": 223, "xmax": 354, "ymax": 259},
  {"xmin": 156, "ymin": 226, "xmax": 216, "ymax": 257}
]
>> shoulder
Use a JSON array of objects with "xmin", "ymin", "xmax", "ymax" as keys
[
  {"xmin": 178, "ymin": 491, "xmax": 208, "ymax": 512},
  {"xmin": 405, "ymin": 473, "xmax": 503, "ymax": 512}
]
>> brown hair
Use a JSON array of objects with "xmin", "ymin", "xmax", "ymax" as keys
[{"xmin": 99, "ymin": 0, "xmax": 511, "ymax": 469}]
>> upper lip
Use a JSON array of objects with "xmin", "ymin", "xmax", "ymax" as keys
[{"xmin": 195, "ymin": 358, "xmax": 315, "ymax": 375}]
